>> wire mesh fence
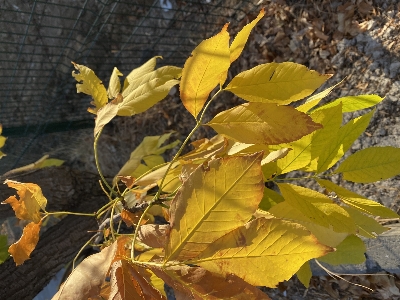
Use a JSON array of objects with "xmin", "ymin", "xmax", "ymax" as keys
[{"xmin": 0, "ymin": 0, "xmax": 260, "ymax": 173}]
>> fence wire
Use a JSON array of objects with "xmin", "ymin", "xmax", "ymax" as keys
[{"xmin": 0, "ymin": 0, "xmax": 260, "ymax": 173}]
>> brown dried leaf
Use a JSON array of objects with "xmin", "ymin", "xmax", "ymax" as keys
[
  {"xmin": 137, "ymin": 224, "xmax": 169, "ymax": 249},
  {"xmin": 8, "ymin": 221, "xmax": 41, "ymax": 266},
  {"xmin": 121, "ymin": 209, "xmax": 142, "ymax": 227}
]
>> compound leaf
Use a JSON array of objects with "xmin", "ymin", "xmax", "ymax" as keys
[
  {"xmin": 194, "ymin": 218, "xmax": 333, "ymax": 287},
  {"xmin": 3, "ymin": 180, "xmax": 47, "ymax": 223},
  {"xmin": 8, "ymin": 221, "xmax": 41, "ymax": 266},
  {"xmin": 166, "ymin": 153, "xmax": 264, "ymax": 261},
  {"xmin": 335, "ymin": 146, "xmax": 400, "ymax": 183},
  {"xmin": 225, "ymin": 62, "xmax": 331, "ymax": 104},
  {"xmin": 180, "ymin": 24, "xmax": 230, "ymax": 118},
  {"xmin": 207, "ymin": 103, "xmax": 322, "ymax": 145},
  {"xmin": 313, "ymin": 94, "xmax": 384, "ymax": 113},
  {"xmin": 72, "ymin": 62, "xmax": 108, "ymax": 114}
]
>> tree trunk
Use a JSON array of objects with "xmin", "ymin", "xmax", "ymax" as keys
[{"xmin": 0, "ymin": 166, "xmax": 108, "ymax": 300}]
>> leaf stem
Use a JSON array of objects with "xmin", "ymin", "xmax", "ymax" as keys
[
  {"xmin": 45, "ymin": 211, "xmax": 96, "ymax": 217},
  {"xmin": 131, "ymin": 202, "xmax": 153, "ymax": 260}
]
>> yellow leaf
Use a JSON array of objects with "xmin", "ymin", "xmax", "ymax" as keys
[
  {"xmin": 3, "ymin": 180, "xmax": 47, "ymax": 223},
  {"xmin": 143, "ymin": 155, "xmax": 165, "ymax": 169},
  {"xmin": 134, "ymin": 162, "xmax": 180, "ymax": 187},
  {"xmin": 0, "ymin": 124, "xmax": 6, "ymax": 158},
  {"xmin": 296, "ymin": 262, "xmax": 312, "ymax": 288},
  {"xmin": 261, "ymin": 148, "xmax": 291, "ymax": 165},
  {"xmin": 123, "ymin": 56, "xmax": 161, "ymax": 92},
  {"xmin": 150, "ymin": 265, "xmax": 271, "ymax": 300},
  {"xmin": 313, "ymin": 94, "xmax": 383, "ymax": 113},
  {"xmin": 271, "ymin": 184, "xmax": 357, "ymax": 233},
  {"xmin": 225, "ymin": 62, "xmax": 331, "ymax": 104},
  {"xmin": 157, "ymin": 165, "xmax": 182, "ymax": 193},
  {"xmin": 343, "ymin": 206, "xmax": 389, "ymax": 238},
  {"xmin": 194, "ymin": 218, "xmax": 333, "ymax": 287},
  {"xmin": 317, "ymin": 179, "xmax": 400, "ymax": 218},
  {"xmin": 8, "ymin": 221, "xmax": 41, "ymax": 266},
  {"xmin": 182, "ymin": 135, "xmax": 228, "ymax": 161},
  {"xmin": 318, "ymin": 234, "xmax": 366, "ymax": 265},
  {"xmin": 335, "ymin": 146, "xmax": 400, "ymax": 183},
  {"xmin": 258, "ymin": 187, "xmax": 284, "ymax": 211},
  {"xmin": 316, "ymin": 108, "xmax": 374, "ymax": 172},
  {"xmin": 230, "ymin": 9, "xmax": 265, "ymax": 63},
  {"xmin": 72, "ymin": 62, "xmax": 108, "ymax": 114},
  {"xmin": 180, "ymin": 24, "xmax": 230, "ymax": 118},
  {"xmin": 107, "ymin": 67, "xmax": 123, "ymax": 99},
  {"xmin": 207, "ymin": 102, "xmax": 322, "ymax": 144},
  {"xmin": 94, "ymin": 101, "xmax": 119, "ymax": 136},
  {"xmin": 53, "ymin": 242, "xmax": 117, "ymax": 300},
  {"xmin": 296, "ymin": 79, "xmax": 345, "ymax": 113},
  {"xmin": 34, "ymin": 158, "xmax": 64, "ymax": 169},
  {"xmin": 166, "ymin": 153, "xmax": 264, "ymax": 261},
  {"xmin": 118, "ymin": 66, "xmax": 181, "ymax": 116}
]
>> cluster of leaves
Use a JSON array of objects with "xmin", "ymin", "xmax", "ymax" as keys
[{"xmin": 3, "ymin": 9, "xmax": 400, "ymax": 299}]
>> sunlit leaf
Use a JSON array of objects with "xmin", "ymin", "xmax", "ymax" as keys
[
  {"xmin": 150, "ymin": 265, "xmax": 271, "ymax": 300},
  {"xmin": 3, "ymin": 180, "xmax": 47, "ymax": 223},
  {"xmin": 258, "ymin": 187, "xmax": 284, "ymax": 211},
  {"xmin": 296, "ymin": 262, "xmax": 312, "ymax": 288},
  {"xmin": 207, "ymin": 103, "xmax": 322, "ymax": 144},
  {"xmin": 180, "ymin": 24, "xmax": 230, "ymax": 118},
  {"xmin": 296, "ymin": 79, "xmax": 345, "ymax": 113},
  {"xmin": 123, "ymin": 56, "xmax": 161, "ymax": 91},
  {"xmin": 230, "ymin": 9, "xmax": 265, "ymax": 63},
  {"xmin": 335, "ymin": 146, "xmax": 400, "ymax": 183},
  {"xmin": 261, "ymin": 148, "xmax": 291, "ymax": 165},
  {"xmin": 118, "ymin": 66, "xmax": 181, "ymax": 116},
  {"xmin": 166, "ymin": 152, "xmax": 264, "ymax": 261},
  {"xmin": 53, "ymin": 242, "xmax": 117, "ymax": 300},
  {"xmin": 107, "ymin": 67, "xmax": 123, "ymax": 99},
  {"xmin": 194, "ymin": 218, "xmax": 333, "ymax": 287},
  {"xmin": 318, "ymin": 234, "xmax": 366, "ymax": 265},
  {"xmin": 270, "ymin": 184, "xmax": 357, "ymax": 233},
  {"xmin": 94, "ymin": 101, "xmax": 119, "ymax": 136},
  {"xmin": 313, "ymin": 94, "xmax": 383, "ymax": 113},
  {"xmin": 182, "ymin": 135, "xmax": 228, "ymax": 161},
  {"xmin": 317, "ymin": 179, "xmax": 399, "ymax": 218},
  {"xmin": 225, "ymin": 62, "xmax": 331, "ymax": 104},
  {"xmin": 343, "ymin": 206, "xmax": 389, "ymax": 238},
  {"xmin": 8, "ymin": 221, "xmax": 41, "ymax": 266},
  {"xmin": 72, "ymin": 62, "xmax": 108, "ymax": 114}
]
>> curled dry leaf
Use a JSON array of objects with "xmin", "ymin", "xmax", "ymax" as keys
[{"xmin": 137, "ymin": 224, "xmax": 169, "ymax": 249}]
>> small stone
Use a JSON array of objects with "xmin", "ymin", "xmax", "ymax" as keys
[{"xmin": 389, "ymin": 61, "xmax": 400, "ymax": 79}]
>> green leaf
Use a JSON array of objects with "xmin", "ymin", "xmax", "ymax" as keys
[
  {"xmin": 343, "ymin": 206, "xmax": 389, "ymax": 238},
  {"xmin": 118, "ymin": 66, "xmax": 181, "ymax": 116},
  {"xmin": 180, "ymin": 24, "xmax": 230, "ymax": 118},
  {"xmin": 318, "ymin": 235, "xmax": 366, "ymax": 265},
  {"xmin": 258, "ymin": 187, "xmax": 284, "ymax": 211},
  {"xmin": 224, "ymin": 62, "xmax": 331, "ymax": 104},
  {"xmin": 313, "ymin": 94, "xmax": 384, "ymax": 113},
  {"xmin": 166, "ymin": 153, "xmax": 264, "ymax": 261},
  {"xmin": 296, "ymin": 262, "xmax": 312, "ymax": 288},
  {"xmin": 122, "ymin": 56, "xmax": 161, "ymax": 92},
  {"xmin": 0, "ymin": 235, "xmax": 9, "ymax": 264},
  {"xmin": 317, "ymin": 179, "xmax": 400, "ymax": 218},
  {"xmin": 296, "ymin": 79, "xmax": 345, "ymax": 113},
  {"xmin": 107, "ymin": 67, "xmax": 123, "ymax": 99},
  {"xmin": 35, "ymin": 158, "xmax": 64, "ymax": 169},
  {"xmin": 207, "ymin": 103, "xmax": 322, "ymax": 145},
  {"xmin": 194, "ymin": 218, "xmax": 333, "ymax": 288},
  {"xmin": 335, "ymin": 146, "xmax": 400, "ymax": 183},
  {"xmin": 72, "ymin": 62, "xmax": 108, "ymax": 114}
]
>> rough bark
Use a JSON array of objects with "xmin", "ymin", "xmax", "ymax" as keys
[{"xmin": 0, "ymin": 166, "xmax": 108, "ymax": 300}]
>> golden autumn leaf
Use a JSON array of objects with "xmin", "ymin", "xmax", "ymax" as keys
[
  {"xmin": 335, "ymin": 146, "xmax": 400, "ymax": 183},
  {"xmin": 224, "ymin": 62, "xmax": 331, "ymax": 104},
  {"xmin": 0, "ymin": 124, "xmax": 6, "ymax": 159},
  {"xmin": 122, "ymin": 56, "xmax": 161, "ymax": 92},
  {"xmin": 313, "ymin": 94, "xmax": 383, "ymax": 113},
  {"xmin": 8, "ymin": 221, "xmax": 41, "ymax": 266},
  {"xmin": 72, "ymin": 62, "xmax": 108, "ymax": 114},
  {"xmin": 149, "ymin": 265, "xmax": 271, "ymax": 300},
  {"xmin": 53, "ymin": 242, "xmax": 117, "ymax": 300},
  {"xmin": 207, "ymin": 103, "xmax": 322, "ymax": 145},
  {"xmin": 3, "ymin": 180, "xmax": 47, "ymax": 223},
  {"xmin": 107, "ymin": 67, "xmax": 123, "ymax": 99},
  {"xmin": 296, "ymin": 262, "xmax": 312, "ymax": 288},
  {"xmin": 94, "ymin": 100, "xmax": 119, "ymax": 136},
  {"xmin": 166, "ymin": 152, "xmax": 264, "ymax": 261},
  {"xmin": 180, "ymin": 24, "xmax": 230, "ymax": 118},
  {"xmin": 192, "ymin": 218, "xmax": 333, "ymax": 288}
]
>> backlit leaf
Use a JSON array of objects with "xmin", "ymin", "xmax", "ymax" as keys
[
  {"xmin": 8, "ymin": 221, "xmax": 41, "ymax": 265},
  {"xmin": 335, "ymin": 146, "xmax": 400, "ymax": 183},
  {"xmin": 318, "ymin": 234, "xmax": 366, "ymax": 265},
  {"xmin": 123, "ymin": 56, "xmax": 161, "ymax": 91},
  {"xmin": 343, "ymin": 206, "xmax": 389, "ymax": 238},
  {"xmin": 225, "ymin": 62, "xmax": 331, "ymax": 104},
  {"xmin": 258, "ymin": 187, "xmax": 284, "ymax": 211},
  {"xmin": 180, "ymin": 24, "xmax": 230, "ymax": 118},
  {"xmin": 207, "ymin": 102, "xmax": 322, "ymax": 144},
  {"xmin": 150, "ymin": 265, "xmax": 271, "ymax": 300},
  {"xmin": 108, "ymin": 67, "xmax": 123, "ymax": 99},
  {"xmin": 261, "ymin": 148, "xmax": 291, "ymax": 165},
  {"xmin": 317, "ymin": 179, "xmax": 400, "ymax": 218},
  {"xmin": 182, "ymin": 135, "xmax": 228, "ymax": 161},
  {"xmin": 166, "ymin": 152, "xmax": 264, "ymax": 261},
  {"xmin": 53, "ymin": 242, "xmax": 117, "ymax": 300},
  {"xmin": 94, "ymin": 101, "xmax": 119, "ymax": 136},
  {"xmin": 229, "ymin": 9, "xmax": 265, "ymax": 63},
  {"xmin": 313, "ymin": 94, "xmax": 383, "ymax": 113},
  {"xmin": 270, "ymin": 184, "xmax": 357, "ymax": 233},
  {"xmin": 72, "ymin": 62, "xmax": 108, "ymax": 114},
  {"xmin": 296, "ymin": 262, "xmax": 312, "ymax": 288},
  {"xmin": 3, "ymin": 180, "xmax": 47, "ymax": 223},
  {"xmin": 194, "ymin": 218, "xmax": 333, "ymax": 287}
]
